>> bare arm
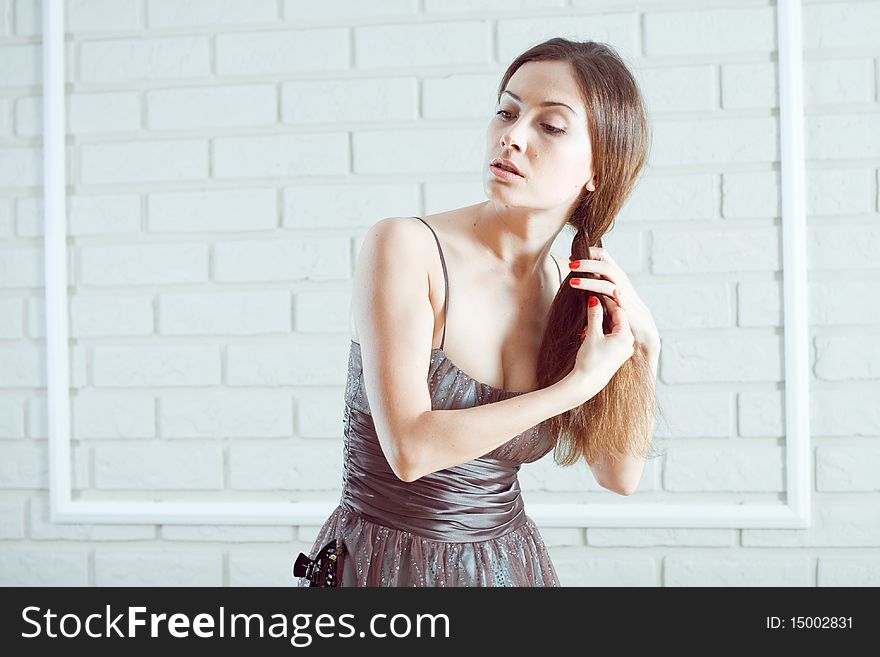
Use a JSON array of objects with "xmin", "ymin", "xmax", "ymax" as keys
[
  {"xmin": 588, "ymin": 337, "xmax": 660, "ymax": 495},
  {"xmin": 402, "ymin": 372, "xmax": 591, "ymax": 482},
  {"xmin": 352, "ymin": 217, "xmax": 597, "ymax": 483}
]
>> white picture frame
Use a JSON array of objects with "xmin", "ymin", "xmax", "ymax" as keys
[{"xmin": 45, "ymin": 0, "xmax": 810, "ymax": 528}]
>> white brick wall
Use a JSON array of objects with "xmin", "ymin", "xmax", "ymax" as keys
[{"xmin": 1, "ymin": 0, "xmax": 877, "ymax": 588}]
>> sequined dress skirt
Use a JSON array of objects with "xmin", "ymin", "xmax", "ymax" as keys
[{"xmin": 296, "ymin": 502, "xmax": 560, "ymax": 587}]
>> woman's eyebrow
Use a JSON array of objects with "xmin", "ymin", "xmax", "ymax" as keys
[{"xmin": 501, "ymin": 90, "xmax": 576, "ymax": 115}]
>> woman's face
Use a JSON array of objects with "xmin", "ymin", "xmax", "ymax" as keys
[{"xmin": 484, "ymin": 59, "xmax": 596, "ymax": 211}]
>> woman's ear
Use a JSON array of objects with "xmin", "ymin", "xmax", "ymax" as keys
[{"xmin": 586, "ymin": 176, "xmax": 596, "ymax": 192}]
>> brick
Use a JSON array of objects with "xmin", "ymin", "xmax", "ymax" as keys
[
  {"xmin": 552, "ymin": 551, "xmax": 656, "ymax": 586},
  {"xmin": 17, "ymin": 0, "xmax": 139, "ymax": 34},
  {"xmin": 662, "ymin": 335, "xmax": 782, "ymax": 383},
  {"xmin": 95, "ymin": 550, "xmax": 222, "ymax": 586},
  {"xmin": 229, "ymin": 441, "xmax": 343, "ymax": 490},
  {"xmin": 644, "ymin": 7, "xmax": 775, "ymax": 56},
  {"xmin": 282, "ymin": 77, "xmax": 416, "ymax": 124},
  {"xmin": 213, "ymin": 133, "xmax": 348, "ymax": 179},
  {"xmin": 0, "ymin": 44, "xmax": 40, "ymax": 87},
  {"xmin": 638, "ymin": 282, "xmax": 731, "ymax": 330},
  {"xmin": 81, "ymin": 243, "xmax": 209, "ymax": 285},
  {"xmin": 148, "ymin": 188, "xmax": 277, "ymax": 233},
  {"xmin": 80, "ymin": 36, "xmax": 210, "ymax": 82},
  {"xmin": 148, "ymin": 0, "xmax": 277, "ymax": 28},
  {"xmin": 665, "ymin": 554, "xmax": 810, "ymax": 586},
  {"xmin": 71, "ymin": 295, "xmax": 154, "ymax": 337},
  {"xmin": 0, "ymin": 297, "xmax": 22, "ymax": 338},
  {"xmin": 160, "ymin": 390, "xmax": 291, "ymax": 438},
  {"xmin": 721, "ymin": 62, "xmax": 777, "ymax": 109},
  {"xmin": 737, "ymin": 281, "xmax": 782, "ymax": 328},
  {"xmin": 216, "ymin": 28, "xmax": 348, "ymax": 75},
  {"xmin": 355, "ymin": 22, "xmax": 489, "ymax": 69},
  {"xmin": 810, "ymin": 280, "xmax": 880, "ymax": 325},
  {"xmin": 30, "ymin": 496, "xmax": 156, "ymax": 541},
  {"xmin": 427, "ymin": 0, "xmax": 564, "ymax": 11},
  {"xmin": 422, "ymin": 73, "xmax": 499, "ymax": 120},
  {"xmin": 0, "ymin": 245, "xmax": 42, "ymax": 288},
  {"xmin": 0, "ymin": 497, "xmax": 24, "ymax": 538},
  {"xmin": 650, "ymin": 117, "xmax": 778, "ymax": 167},
  {"xmin": 652, "ymin": 228, "xmax": 780, "ymax": 274},
  {"xmin": 69, "ymin": 194, "xmax": 141, "ymax": 236},
  {"xmin": 148, "ymin": 84, "xmax": 276, "ymax": 130},
  {"xmin": 353, "ymin": 127, "xmax": 483, "ymax": 174},
  {"xmin": 94, "ymin": 444, "xmax": 224, "ymax": 489},
  {"xmin": 227, "ymin": 340, "xmax": 349, "ymax": 386},
  {"xmin": 15, "ymin": 93, "xmax": 141, "ymax": 137},
  {"xmin": 818, "ymin": 556, "xmax": 880, "ymax": 586},
  {"xmin": 0, "ymin": 98, "xmax": 10, "ymax": 136},
  {"xmin": 519, "ymin": 454, "xmax": 611, "ymax": 493},
  {"xmin": 817, "ymin": 445, "xmax": 880, "ymax": 492},
  {"xmin": 283, "ymin": 183, "xmax": 419, "ymax": 229},
  {"xmin": 804, "ymin": 2, "xmax": 880, "ymax": 50},
  {"xmin": 587, "ymin": 528, "xmax": 734, "ymax": 547},
  {"xmin": 159, "ymin": 290, "xmax": 290, "ymax": 336},
  {"xmin": 743, "ymin": 498, "xmax": 880, "ymax": 546},
  {"xmin": 230, "ymin": 549, "xmax": 310, "ymax": 586},
  {"xmin": 498, "ymin": 13, "xmax": 637, "ymax": 63},
  {"xmin": 0, "ymin": 443, "xmax": 46, "ymax": 487},
  {"xmin": 808, "ymin": 113, "xmax": 880, "ymax": 160},
  {"xmin": 806, "ymin": 168, "xmax": 873, "ymax": 216},
  {"xmin": 805, "ymin": 58, "xmax": 872, "ymax": 106},
  {"xmin": 809, "ymin": 225, "xmax": 880, "ymax": 270},
  {"xmin": 294, "ymin": 287, "xmax": 350, "ymax": 333},
  {"xmin": 74, "ymin": 392, "xmax": 156, "ymax": 439},
  {"xmin": 722, "ymin": 171, "xmax": 780, "ymax": 219},
  {"xmin": 214, "ymin": 237, "xmax": 342, "ymax": 282},
  {"xmin": 0, "ymin": 345, "xmax": 44, "ymax": 388},
  {"xmin": 93, "ymin": 345, "xmax": 221, "ymax": 387},
  {"xmin": 738, "ymin": 390, "xmax": 785, "ymax": 438},
  {"xmin": 0, "ymin": 147, "xmax": 40, "ymax": 187},
  {"xmin": 811, "ymin": 390, "xmax": 880, "ymax": 437},
  {"xmin": 635, "ymin": 65, "xmax": 715, "ymax": 113},
  {"xmin": 654, "ymin": 390, "xmax": 731, "ymax": 439},
  {"xmin": 295, "ymin": 388, "xmax": 347, "ymax": 438},
  {"xmin": 619, "ymin": 173, "xmax": 715, "ymax": 222},
  {"xmin": 80, "ymin": 140, "xmax": 208, "ymax": 184},
  {"xmin": 0, "ymin": 395, "xmax": 24, "ymax": 439},
  {"xmin": 0, "ymin": 548, "xmax": 88, "ymax": 586},
  {"xmin": 161, "ymin": 525, "xmax": 293, "ymax": 543},
  {"xmin": 664, "ymin": 444, "xmax": 784, "ymax": 492},
  {"xmin": 815, "ymin": 335, "xmax": 880, "ymax": 380},
  {"xmin": 71, "ymin": 92, "xmax": 142, "ymax": 134}
]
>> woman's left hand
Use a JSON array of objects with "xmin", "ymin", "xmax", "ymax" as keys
[{"xmin": 567, "ymin": 247, "xmax": 660, "ymax": 351}]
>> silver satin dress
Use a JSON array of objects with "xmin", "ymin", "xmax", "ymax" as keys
[{"xmin": 296, "ymin": 217, "xmax": 563, "ymax": 587}]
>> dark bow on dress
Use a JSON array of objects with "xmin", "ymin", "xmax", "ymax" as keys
[{"xmin": 293, "ymin": 539, "xmax": 346, "ymax": 587}]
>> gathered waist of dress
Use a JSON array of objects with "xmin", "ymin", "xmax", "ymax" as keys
[{"xmin": 341, "ymin": 406, "xmax": 528, "ymax": 542}]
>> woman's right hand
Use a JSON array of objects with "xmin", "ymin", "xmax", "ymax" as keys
[{"xmin": 567, "ymin": 293, "xmax": 635, "ymax": 403}]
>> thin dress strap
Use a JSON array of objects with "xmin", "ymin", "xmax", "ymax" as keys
[{"xmin": 413, "ymin": 217, "xmax": 449, "ymax": 351}]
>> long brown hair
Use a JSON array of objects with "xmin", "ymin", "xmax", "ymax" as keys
[{"xmin": 496, "ymin": 38, "xmax": 665, "ymax": 466}]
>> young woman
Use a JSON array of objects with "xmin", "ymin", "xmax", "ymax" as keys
[{"xmin": 295, "ymin": 37, "xmax": 662, "ymax": 587}]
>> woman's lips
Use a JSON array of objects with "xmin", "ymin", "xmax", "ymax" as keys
[{"xmin": 489, "ymin": 163, "xmax": 523, "ymax": 180}]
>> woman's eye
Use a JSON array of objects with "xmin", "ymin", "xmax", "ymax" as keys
[{"xmin": 494, "ymin": 110, "xmax": 565, "ymax": 135}]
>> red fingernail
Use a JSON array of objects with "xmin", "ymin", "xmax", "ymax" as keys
[
  {"xmin": 570, "ymin": 278, "xmax": 580, "ymax": 286},
  {"xmin": 569, "ymin": 260, "xmax": 580, "ymax": 269},
  {"xmin": 588, "ymin": 295, "xmax": 599, "ymax": 307}
]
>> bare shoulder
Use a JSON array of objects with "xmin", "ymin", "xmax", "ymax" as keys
[
  {"xmin": 363, "ymin": 216, "xmax": 433, "ymax": 255},
  {"xmin": 351, "ymin": 216, "xmax": 435, "ymax": 343}
]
